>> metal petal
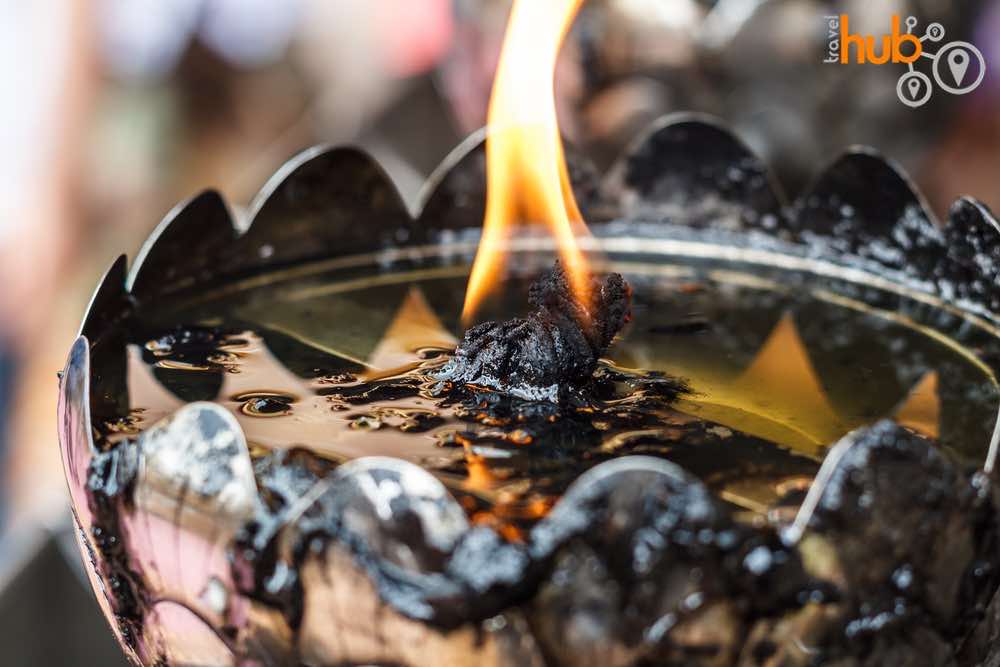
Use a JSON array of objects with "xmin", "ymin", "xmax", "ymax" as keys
[
  {"xmin": 327, "ymin": 456, "xmax": 471, "ymax": 555},
  {"xmin": 416, "ymin": 128, "xmax": 611, "ymax": 236},
  {"xmin": 415, "ymin": 128, "xmax": 488, "ymax": 235},
  {"xmin": 58, "ymin": 337, "xmax": 141, "ymax": 662},
  {"xmin": 940, "ymin": 197, "xmax": 1000, "ymax": 317},
  {"xmin": 59, "ymin": 337, "xmax": 97, "ymax": 536},
  {"xmin": 605, "ymin": 113, "xmax": 787, "ymax": 231},
  {"xmin": 123, "ymin": 402, "xmax": 256, "ymax": 631},
  {"xmin": 234, "ymin": 146, "xmax": 412, "ymax": 272},
  {"xmin": 79, "ymin": 254, "xmax": 129, "ymax": 342},
  {"xmin": 790, "ymin": 420, "xmax": 986, "ymax": 622},
  {"xmin": 793, "ymin": 149, "xmax": 944, "ymax": 281},
  {"xmin": 77, "ymin": 255, "xmax": 131, "ymax": 422},
  {"xmin": 530, "ymin": 455, "xmax": 709, "ymax": 556},
  {"xmin": 127, "ymin": 190, "xmax": 238, "ymax": 303},
  {"xmin": 279, "ymin": 457, "xmax": 471, "ymax": 624},
  {"xmin": 526, "ymin": 456, "xmax": 793, "ymax": 667},
  {"xmin": 282, "ymin": 457, "xmax": 550, "ymax": 666}
]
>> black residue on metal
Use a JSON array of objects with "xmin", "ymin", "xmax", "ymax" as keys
[
  {"xmin": 792, "ymin": 152, "xmax": 942, "ymax": 278},
  {"xmin": 526, "ymin": 458, "xmax": 818, "ymax": 616},
  {"xmin": 234, "ymin": 354, "xmax": 827, "ymax": 637},
  {"xmin": 807, "ymin": 420, "xmax": 1000, "ymax": 662},
  {"xmin": 435, "ymin": 262, "xmax": 633, "ymax": 402},
  {"xmin": 939, "ymin": 198, "xmax": 1000, "ymax": 316},
  {"xmin": 223, "ymin": 417, "xmax": 999, "ymax": 665},
  {"xmin": 242, "ymin": 445, "xmax": 818, "ymax": 637},
  {"xmin": 85, "ymin": 441, "xmax": 143, "ymax": 649},
  {"xmin": 616, "ymin": 117, "xmax": 784, "ymax": 231},
  {"xmin": 232, "ymin": 448, "xmax": 337, "ymax": 629}
]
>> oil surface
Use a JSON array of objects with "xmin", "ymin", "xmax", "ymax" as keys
[{"xmin": 115, "ymin": 260, "xmax": 1000, "ymax": 530}]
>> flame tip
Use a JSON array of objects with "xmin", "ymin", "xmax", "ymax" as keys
[{"xmin": 462, "ymin": 0, "xmax": 592, "ymax": 322}]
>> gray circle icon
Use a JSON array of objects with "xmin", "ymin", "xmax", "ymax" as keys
[
  {"xmin": 933, "ymin": 41, "xmax": 986, "ymax": 94},
  {"xmin": 924, "ymin": 22, "xmax": 945, "ymax": 42},
  {"xmin": 897, "ymin": 70, "xmax": 932, "ymax": 107}
]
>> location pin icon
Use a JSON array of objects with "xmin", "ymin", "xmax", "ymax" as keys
[
  {"xmin": 907, "ymin": 77, "xmax": 921, "ymax": 99},
  {"xmin": 948, "ymin": 49, "xmax": 970, "ymax": 85}
]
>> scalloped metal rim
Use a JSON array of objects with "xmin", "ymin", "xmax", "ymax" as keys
[{"xmin": 68, "ymin": 112, "xmax": 1000, "ymax": 464}]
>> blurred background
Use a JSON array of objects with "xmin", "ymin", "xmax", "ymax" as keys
[{"xmin": 0, "ymin": 0, "xmax": 997, "ymax": 662}]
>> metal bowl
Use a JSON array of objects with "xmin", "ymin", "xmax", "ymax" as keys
[{"xmin": 60, "ymin": 114, "xmax": 1000, "ymax": 666}]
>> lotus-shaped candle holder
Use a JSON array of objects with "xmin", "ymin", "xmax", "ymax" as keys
[{"xmin": 60, "ymin": 114, "xmax": 1000, "ymax": 666}]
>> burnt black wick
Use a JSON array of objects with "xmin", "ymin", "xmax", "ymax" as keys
[{"xmin": 436, "ymin": 262, "xmax": 632, "ymax": 402}]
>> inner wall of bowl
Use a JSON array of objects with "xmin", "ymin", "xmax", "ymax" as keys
[{"xmin": 114, "ymin": 241, "xmax": 1000, "ymax": 473}]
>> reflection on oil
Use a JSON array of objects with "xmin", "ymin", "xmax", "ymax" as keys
[
  {"xmin": 234, "ymin": 392, "xmax": 296, "ymax": 417},
  {"xmin": 893, "ymin": 371, "xmax": 940, "ymax": 439},
  {"xmin": 674, "ymin": 313, "xmax": 848, "ymax": 457}
]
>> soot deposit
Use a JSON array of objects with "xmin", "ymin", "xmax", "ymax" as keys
[{"xmin": 437, "ymin": 262, "xmax": 633, "ymax": 401}]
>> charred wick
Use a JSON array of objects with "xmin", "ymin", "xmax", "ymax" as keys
[{"xmin": 437, "ymin": 262, "xmax": 637, "ymax": 402}]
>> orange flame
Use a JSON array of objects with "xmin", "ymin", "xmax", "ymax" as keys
[{"xmin": 461, "ymin": 0, "xmax": 591, "ymax": 325}]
